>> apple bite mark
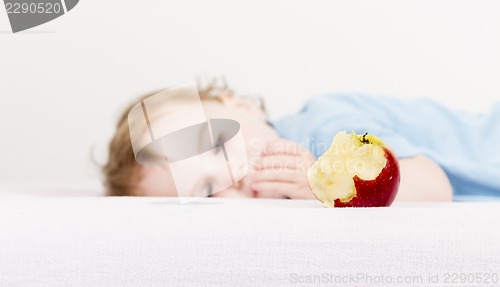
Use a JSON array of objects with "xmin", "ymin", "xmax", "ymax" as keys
[
  {"xmin": 334, "ymin": 146, "xmax": 400, "ymax": 207},
  {"xmin": 307, "ymin": 131, "xmax": 400, "ymax": 208}
]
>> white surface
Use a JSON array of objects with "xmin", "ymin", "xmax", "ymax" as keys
[
  {"xmin": 0, "ymin": 182, "xmax": 105, "ymax": 197},
  {"xmin": 0, "ymin": 197, "xmax": 499, "ymax": 287},
  {"xmin": 0, "ymin": 1, "xmax": 499, "ymax": 183}
]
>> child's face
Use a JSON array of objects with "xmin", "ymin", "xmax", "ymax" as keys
[{"xmin": 135, "ymin": 96, "xmax": 280, "ymax": 198}]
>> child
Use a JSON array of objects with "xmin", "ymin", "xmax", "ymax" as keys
[
  {"xmin": 103, "ymin": 80, "xmax": 500, "ymax": 201},
  {"xmin": 103, "ymin": 81, "xmax": 314, "ymax": 199}
]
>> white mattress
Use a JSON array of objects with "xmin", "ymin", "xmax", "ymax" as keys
[{"xmin": 1, "ymin": 196, "xmax": 499, "ymax": 287}]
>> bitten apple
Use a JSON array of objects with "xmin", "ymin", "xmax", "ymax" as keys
[{"xmin": 307, "ymin": 131, "xmax": 400, "ymax": 208}]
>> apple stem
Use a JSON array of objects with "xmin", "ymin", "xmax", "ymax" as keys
[{"xmin": 361, "ymin": 132, "xmax": 371, "ymax": 144}]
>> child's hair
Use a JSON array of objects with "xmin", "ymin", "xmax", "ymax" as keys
[{"xmin": 102, "ymin": 78, "xmax": 232, "ymax": 196}]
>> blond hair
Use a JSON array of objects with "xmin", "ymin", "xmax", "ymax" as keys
[{"xmin": 102, "ymin": 80, "xmax": 231, "ymax": 196}]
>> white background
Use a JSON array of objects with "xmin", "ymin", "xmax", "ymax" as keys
[{"xmin": 0, "ymin": 0, "xmax": 499, "ymax": 184}]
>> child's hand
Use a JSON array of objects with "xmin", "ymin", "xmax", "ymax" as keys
[{"xmin": 251, "ymin": 139, "xmax": 316, "ymax": 199}]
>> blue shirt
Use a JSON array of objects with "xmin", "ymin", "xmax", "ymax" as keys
[{"xmin": 273, "ymin": 94, "xmax": 500, "ymax": 201}]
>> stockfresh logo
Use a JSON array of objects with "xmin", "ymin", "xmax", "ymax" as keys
[{"xmin": 3, "ymin": 0, "xmax": 79, "ymax": 33}]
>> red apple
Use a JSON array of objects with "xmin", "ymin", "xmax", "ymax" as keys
[{"xmin": 307, "ymin": 131, "xmax": 400, "ymax": 208}]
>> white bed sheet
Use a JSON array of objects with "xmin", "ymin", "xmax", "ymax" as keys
[{"xmin": 1, "ymin": 196, "xmax": 499, "ymax": 287}]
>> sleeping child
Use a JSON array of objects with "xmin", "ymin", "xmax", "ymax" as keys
[{"xmin": 103, "ymin": 80, "xmax": 500, "ymax": 201}]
